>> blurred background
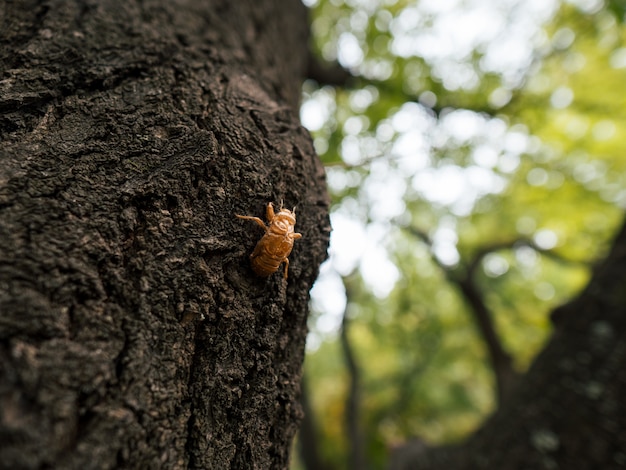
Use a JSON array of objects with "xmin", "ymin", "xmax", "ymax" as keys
[{"xmin": 295, "ymin": 0, "xmax": 626, "ymax": 468}]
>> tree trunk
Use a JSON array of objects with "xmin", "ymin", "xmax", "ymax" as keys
[
  {"xmin": 390, "ymin": 218, "xmax": 626, "ymax": 470},
  {"xmin": 0, "ymin": 1, "xmax": 330, "ymax": 469}
]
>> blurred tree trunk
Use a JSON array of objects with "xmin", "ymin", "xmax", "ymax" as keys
[
  {"xmin": 340, "ymin": 278, "xmax": 367, "ymax": 470},
  {"xmin": 390, "ymin": 218, "xmax": 626, "ymax": 470},
  {"xmin": 298, "ymin": 375, "xmax": 333, "ymax": 470},
  {"xmin": 0, "ymin": 1, "xmax": 330, "ymax": 468}
]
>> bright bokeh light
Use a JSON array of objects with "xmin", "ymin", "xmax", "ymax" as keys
[
  {"xmin": 308, "ymin": 262, "xmax": 346, "ymax": 351},
  {"xmin": 327, "ymin": 212, "xmax": 368, "ymax": 275},
  {"xmin": 534, "ymin": 229, "xmax": 559, "ymax": 250},
  {"xmin": 394, "ymin": 1, "xmax": 544, "ymax": 89}
]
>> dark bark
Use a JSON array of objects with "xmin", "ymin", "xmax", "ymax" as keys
[
  {"xmin": 391, "ymin": 218, "xmax": 626, "ymax": 470},
  {"xmin": 0, "ymin": 1, "xmax": 330, "ymax": 469}
]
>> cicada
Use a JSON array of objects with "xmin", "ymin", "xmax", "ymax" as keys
[{"xmin": 236, "ymin": 202, "xmax": 302, "ymax": 279}]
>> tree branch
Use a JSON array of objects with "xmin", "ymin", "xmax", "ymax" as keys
[
  {"xmin": 307, "ymin": 51, "xmax": 353, "ymax": 87},
  {"xmin": 455, "ymin": 276, "xmax": 519, "ymax": 403},
  {"xmin": 466, "ymin": 238, "xmax": 590, "ymax": 277},
  {"xmin": 404, "ymin": 227, "xmax": 518, "ymax": 404},
  {"xmin": 404, "ymin": 227, "xmax": 595, "ymax": 405}
]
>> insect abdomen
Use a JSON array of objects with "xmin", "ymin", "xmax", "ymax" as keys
[{"xmin": 250, "ymin": 235, "xmax": 294, "ymax": 276}]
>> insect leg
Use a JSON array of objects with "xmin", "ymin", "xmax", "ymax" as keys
[
  {"xmin": 266, "ymin": 202, "xmax": 276, "ymax": 222},
  {"xmin": 235, "ymin": 214, "xmax": 267, "ymax": 230},
  {"xmin": 283, "ymin": 257, "xmax": 289, "ymax": 279}
]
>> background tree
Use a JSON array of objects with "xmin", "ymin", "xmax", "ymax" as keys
[
  {"xmin": 299, "ymin": 0, "xmax": 626, "ymax": 468},
  {"xmin": 0, "ymin": 0, "xmax": 329, "ymax": 468}
]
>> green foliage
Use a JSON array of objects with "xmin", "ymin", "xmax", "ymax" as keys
[{"xmin": 300, "ymin": 0, "xmax": 626, "ymax": 468}]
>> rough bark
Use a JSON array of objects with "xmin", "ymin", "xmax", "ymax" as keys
[
  {"xmin": 0, "ymin": 1, "xmax": 330, "ymax": 469},
  {"xmin": 390, "ymin": 218, "xmax": 626, "ymax": 470}
]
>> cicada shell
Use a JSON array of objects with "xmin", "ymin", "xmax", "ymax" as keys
[{"xmin": 236, "ymin": 202, "xmax": 302, "ymax": 279}]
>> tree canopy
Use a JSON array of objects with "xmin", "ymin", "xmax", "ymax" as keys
[{"xmin": 298, "ymin": 0, "xmax": 626, "ymax": 468}]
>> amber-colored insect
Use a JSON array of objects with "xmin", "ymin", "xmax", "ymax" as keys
[{"xmin": 236, "ymin": 202, "xmax": 302, "ymax": 279}]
